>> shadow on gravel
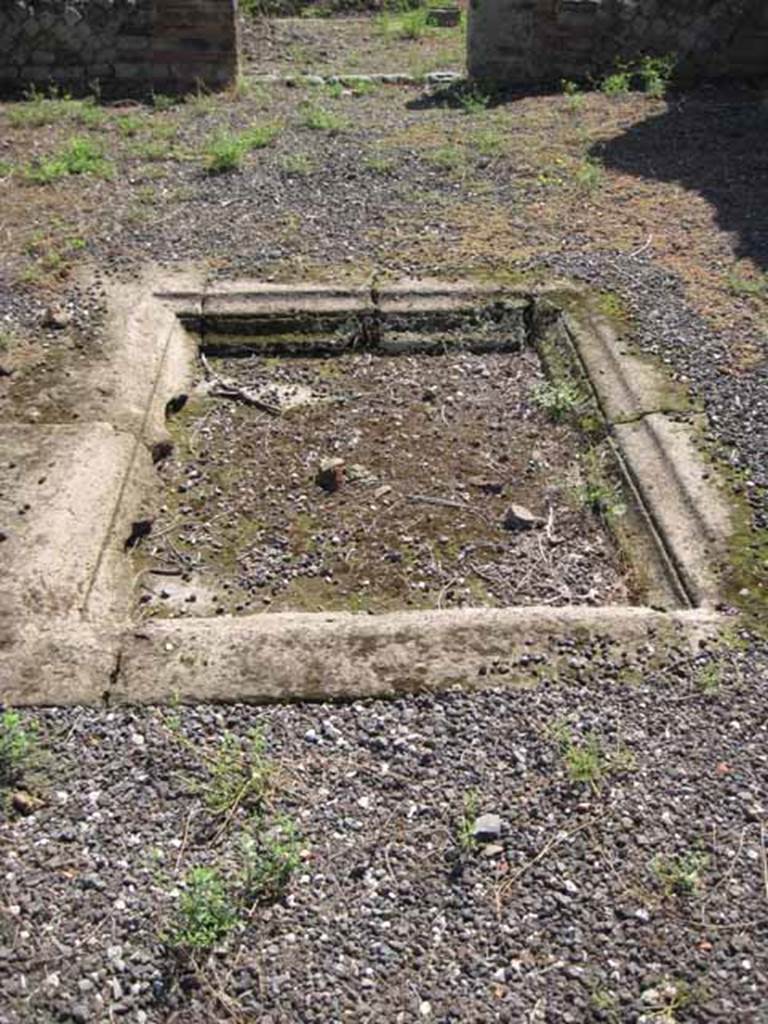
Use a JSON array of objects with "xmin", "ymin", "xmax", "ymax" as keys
[
  {"xmin": 405, "ymin": 81, "xmax": 548, "ymax": 112},
  {"xmin": 594, "ymin": 85, "xmax": 768, "ymax": 271}
]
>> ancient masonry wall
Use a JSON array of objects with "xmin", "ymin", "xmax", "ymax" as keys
[
  {"xmin": 468, "ymin": 0, "xmax": 768, "ymax": 85},
  {"xmin": 0, "ymin": 0, "xmax": 238, "ymax": 100}
]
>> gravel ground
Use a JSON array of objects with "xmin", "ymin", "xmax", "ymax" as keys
[
  {"xmin": 137, "ymin": 349, "xmax": 632, "ymax": 617},
  {"xmin": 239, "ymin": 14, "xmax": 465, "ymax": 76},
  {"xmin": 1, "ymin": 644, "xmax": 767, "ymax": 1023}
]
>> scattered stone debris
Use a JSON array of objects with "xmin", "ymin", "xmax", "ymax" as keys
[
  {"xmin": 502, "ymin": 504, "xmax": 544, "ymax": 531},
  {"xmin": 316, "ymin": 457, "xmax": 346, "ymax": 493},
  {"xmin": 472, "ymin": 812, "xmax": 503, "ymax": 842},
  {"xmin": 41, "ymin": 306, "xmax": 71, "ymax": 330},
  {"xmin": 10, "ymin": 791, "xmax": 42, "ymax": 816}
]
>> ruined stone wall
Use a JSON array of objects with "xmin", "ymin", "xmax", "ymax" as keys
[
  {"xmin": 0, "ymin": 0, "xmax": 238, "ymax": 99},
  {"xmin": 468, "ymin": 0, "xmax": 768, "ymax": 85}
]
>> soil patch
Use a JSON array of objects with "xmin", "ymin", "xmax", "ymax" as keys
[
  {"xmin": 137, "ymin": 348, "xmax": 633, "ymax": 616},
  {"xmin": 239, "ymin": 14, "xmax": 465, "ymax": 76}
]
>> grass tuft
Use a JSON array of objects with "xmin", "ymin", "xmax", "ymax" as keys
[
  {"xmin": 203, "ymin": 124, "xmax": 280, "ymax": 173},
  {"xmin": 169, "ymin": 867, "xmax": 237, "ymax": 950},
  {"xmin": 298, "ymin": 102, "xmax": 346, "ymax": 133},
  {"xmin": 0, "ymin": 710, "xmax": 36, "ymax": 786},
  {"xmin": 25, "ymin": 136, "xmax": 113, "ymax": 184}
]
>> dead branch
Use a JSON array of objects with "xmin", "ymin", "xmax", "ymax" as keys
[{"xmin": 209, "ymin": 381, "xmax": 282, "ymax": 416}]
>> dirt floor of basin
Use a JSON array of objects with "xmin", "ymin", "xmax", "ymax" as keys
[{"xmin": 133, "ymin": 348, "xmax": 638, "ymax": 617}]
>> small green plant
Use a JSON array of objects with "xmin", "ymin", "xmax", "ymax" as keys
[
  {"xmin": 364, "ymin": 150, "xmax": 397, "ymax": 174},
  {"xmin": 238, "ymin": 816, "xmax": 301, "ymax": 905},
  {"xmin": 151, "ymin": 93, "xmax": 177, "ymax": 111},
  {"xmin": 577, "ymin": 448, "xmax": 626, "ymax": 521},
  {"xmin": 459, "ymin": 85, "xmax": 490, "ymax": 115},
  {"xmin": 169, "ymin": 867, "xmax": 237, "ymax": 950},
  {"xmin": 203, "ymin": 124, "xmax": 280, "ymax": 173},
  {"xmin": 427, "ymin": 144, "xmax": 465, "ymax": 170},
  {"xmin": 280, "ymin": 152, "xmax": 316, "ymax": 176},
  {"xmin": 203, "ymin": 728, "xmax": 274, "ymax": 818},
  {"xmin": 71, "ymin": 102, "xmax": 107, "ymax": 129},
  {"xmin": 531, "ymin": 379, "xmax": 582, "ymax": 421},
  {"xmin": 129, "ymin": 138, "xmax": 175, "ymax": 162},
  {"xmin": 229, "ymin": 73, "xmax": 260, "ymax": 102},
  {"xmin": 652, "ymin": 851, "xmax": 709, "ymax": 897},
  {"xmin": 202, "ymin": 132, "xmax": 244, "ymax": 174},
  {"xmin": 0, "ymin": 711, "xmax": 36, "ymax": 786},
  {"xmin": 0, "ymin": 160, "xmax": 13, "ymax": 178},
  {"xmin": 347, "ymin": 77, "xmax": 378, "ymax": 97},
  {"xmin": 596, "ymin": 290, "xmax": 628, "ymax": 321},
  {"xmin": 298, "ymin": 102, "xmax": 346, "ymax": 132},
  {"xmin": 638, "ymin": 54, "xmax": 675, "ymax": 99},
  {"xmin": 590, "ymin": 986, "xmax": 620, "ymax": 1023},
  {"xmin": 561, "ymin": 78, "xmax": 583, "ymax": 109},
  {"xmin": 455, "ymin": 789, "xmax": 480, "ymax": 853},
  {"xmin": 574, "ymin": 156, "xmax": 604, "ymax": 192},
  {"xmin": 324, "ymin": 81, "xmax": 345, "ymax": 100},
  {"xmin": 600, "ymin": 69, "xmax": 631, "ymax": 96},
  {"xmin": 564, "ymin": 732, "xmax": 605, "ymax": 788},
  {"xmin": 7, "ymin": 87, "xmax": 105, "ymax": 129},
  {"xmin": 25, "ymin": 136, "xmax": 113, "ymax": 183},
  {"xmin": 640, "ymin": 978, "xmax": 694, "ymax": 1023},
  {"xmin": 185, "ymin": 89, "xmax": 219, "ymax": 115},
  {"xmin": 472, "ymin": 127, "xmax": 505, "ymax": 158},
  {"xmin": 548, "ymin": 721, "xmax": 634, "ymax": 791},
  {"xmin": 8, "ymin": 88, "xmax": 61, "ymax": 128},
  {"xmin": 398, "ymin": 6, "xmax": 430, "ymax": 40},
  {"xmin": 694, "ymin": 659, "xmax": 722, "ymax": 694},
  {"xmin": 727, "ymin": 271, "xmax": 768, "ymax": 300},
  {"xmin": 377, "ymin": 5, "xmax": 431, "ymax": 40},
  {"xmin": 116, "ymin": 113, "xmax": 145, "ymax": 138}
]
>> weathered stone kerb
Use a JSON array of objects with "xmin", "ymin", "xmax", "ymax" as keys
[{"xmin": 0, "ymin": 0, "xmax": 238, "ymax": 99}]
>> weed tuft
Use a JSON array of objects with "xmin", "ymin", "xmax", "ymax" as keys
[
  {"xmin": 575, "ymin": 156, "xmax": 604, "ymax": 192},
  {"xmin": 7, "ymin": 87, "xmax": 105, "ymax": 129},
  {"xmin": 427, "ymin": 144, "xmax": 465, "ymax": 170},
  {"xmin": 600, "ymin": 68, "xmax": 631, "ymax": 96},
  {"xmin": 203, "ymin": 728, "xmax": 274, "ymax": 819},
  {"xmin": 548, "ymin": 720, "xmax": 636, "ymax": 792},
  {"xmin": 455, "ymin": 789, "xmax": 480, "ymax": 853},
  {"xmin": 377, "ymin": 6, "xmax": 431, "ymax": 41},
  {"xmin": 280, "ymin": 152, "xmax": 317, "ymax": 176},
  {"xmin": 0, "ymin": 710, "xmax": 36, "ymax": 786},
  {"xmin": 652, "ymin": 851, "xmax": 709, "ymax": 897},
  {"xmin": 577, "ymin": 448, "xmax": 626, "ymax": 521},
  {"xmin": 169, "ymin": 867, "xmax": 237, "ymax": 950},
  {"xmin": 25, "ymin": 136, "xmax": 113, "ymax": 184},
  {"xmin": 638, "ymin": 54, "xmax": 676, "ymax": 99},
  {"xmin": 203, "ymin": 124, "xmax": 280, "ymax": 173},
  {"xmin": 298, "ymin": 102, "xmax": 346, "ymax": 133},
  {"xmin": 238, "ymin": 816, "xmax": 301, "ymax": 905},
  {"xmin": 531, "ymin": 379, "xmax": 583, "ymax": 421}
]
